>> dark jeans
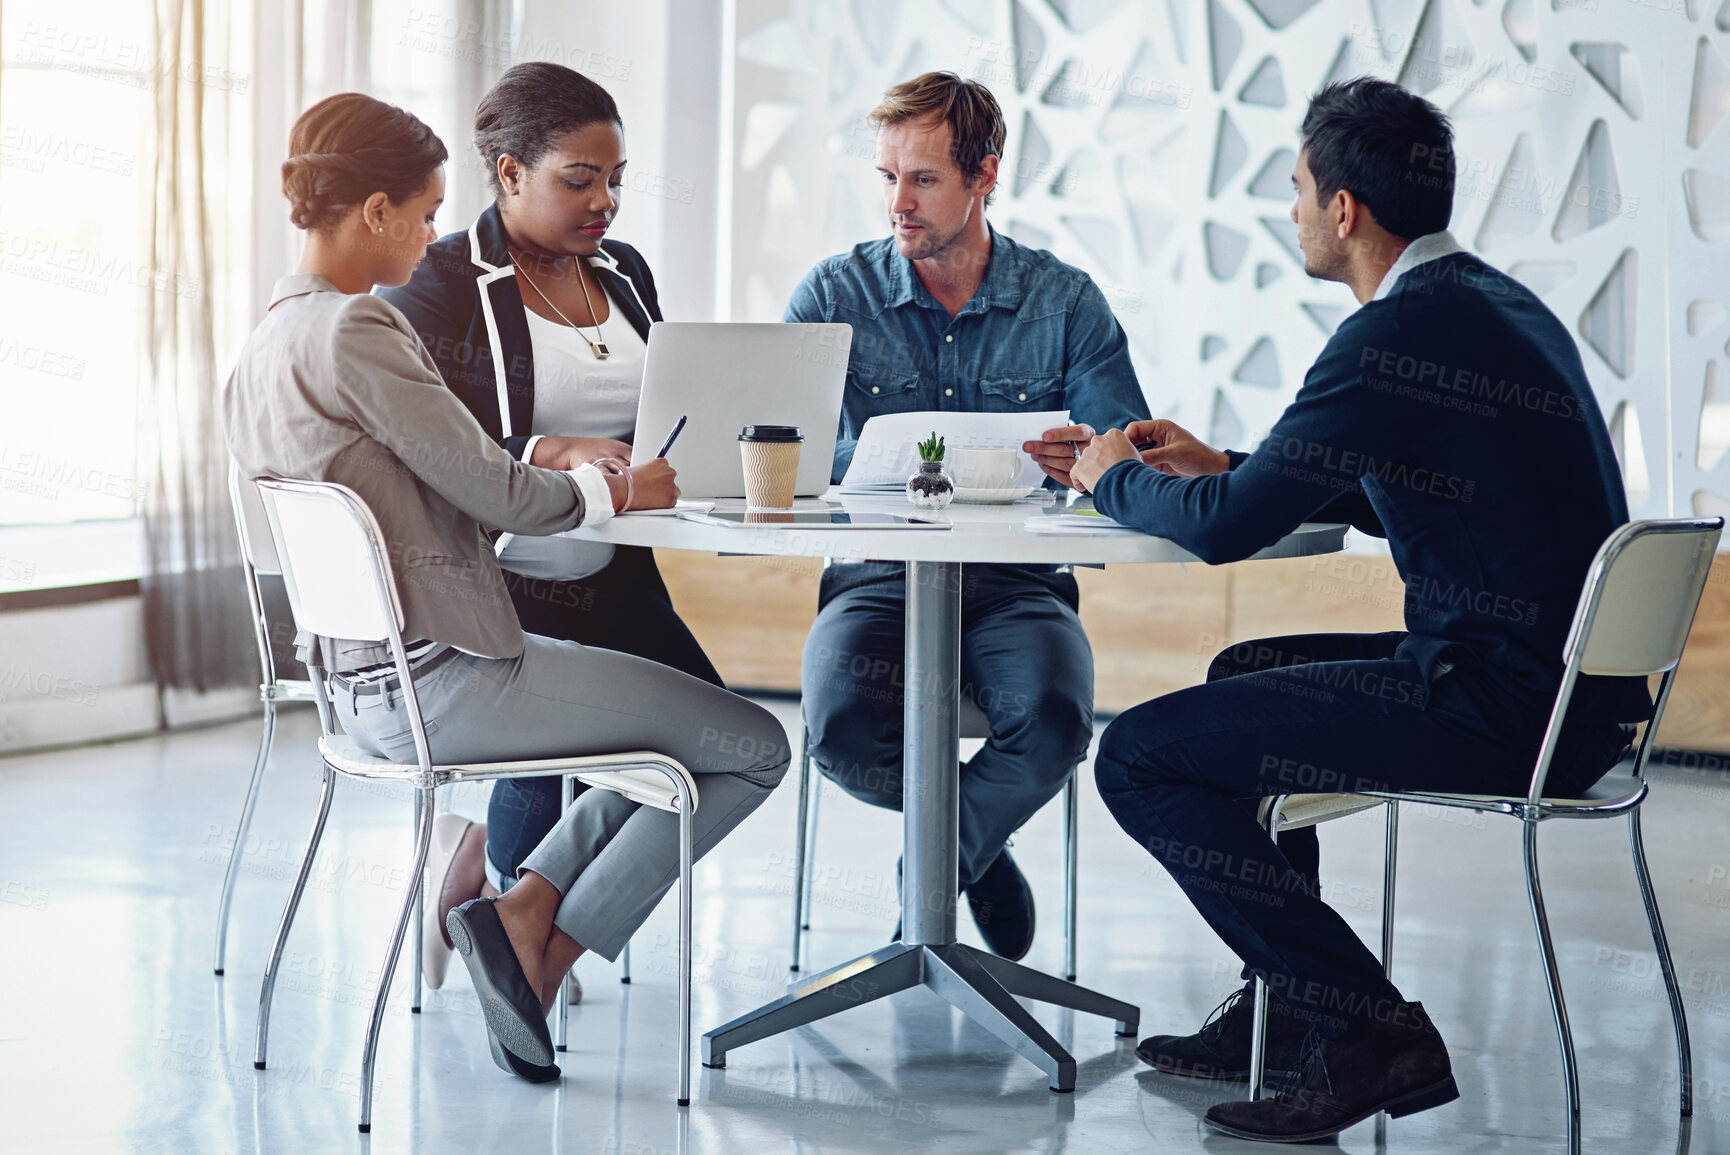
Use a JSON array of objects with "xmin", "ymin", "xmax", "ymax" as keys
[
  {"xmin": 801, "ymin": 562, "xmax": 1094, "ymax": 889},
  {"xmin": 1095, "ymin": 631, "xmax": 1631, "ymax": 1035},
  {"xmin": 486, "ymin": 546, "xmax": 724, "ymax": 878}
]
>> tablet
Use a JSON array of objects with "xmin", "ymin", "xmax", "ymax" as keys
[{"xmin": 675, "ymin": 510, "xmax": 951, "ymax": 530}]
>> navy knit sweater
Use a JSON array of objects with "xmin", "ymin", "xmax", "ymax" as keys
[{"xmin": 1094, "ymin": 251, "xmax": 1650, "ymax": 722}]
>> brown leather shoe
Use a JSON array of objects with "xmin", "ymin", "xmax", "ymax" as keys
[
  {"xmin": 423, "ymin": 815, "xmax": 487, "ymax": 989},
  {"xmin": 1204, "ymin": 1000, "xmax": 1459, "ymax": 1142}
]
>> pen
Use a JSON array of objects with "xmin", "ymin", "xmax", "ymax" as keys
[{"xmin": 655, "ymin": 414, "xmax": 688, "ymax": 459}]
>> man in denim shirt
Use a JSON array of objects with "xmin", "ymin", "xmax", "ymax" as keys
[{"xmin": 787, "ymin": 73, "xmax": 1149, "ymax": 959}]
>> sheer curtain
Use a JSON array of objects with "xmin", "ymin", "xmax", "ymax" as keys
[{"xmin": 138, "ymin": 0, "xmax": 253, "ymax": 692}]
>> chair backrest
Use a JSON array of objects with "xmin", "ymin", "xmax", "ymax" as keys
[
  {"xmin": 228, "ymin": 460, "xmax": 283, "ymax": 577},
  {"xmin": 1566, "ymin": 519, "xmax": 1722, "ymax": 677},
  {"xmin": 1529, "ymin": 517, "xmax": 1722, "ymax": 800},
  {"xmin": 252, "ymin": 478, "xmax": 406, "ymax": 646}
]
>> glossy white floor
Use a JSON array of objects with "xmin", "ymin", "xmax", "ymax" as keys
[{"xmin": 1, "ymin": 700, "xmax": 1725, "ymax": 1155}]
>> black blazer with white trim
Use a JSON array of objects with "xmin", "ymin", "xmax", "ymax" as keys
[{"xmin": 378, "ymin": 201, "xmax": 664, "ymax": 460}]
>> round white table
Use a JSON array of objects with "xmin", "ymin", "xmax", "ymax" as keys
[{"xmin": 563, "ymin": 492, "xmax": 1349, "ymax": 1092}]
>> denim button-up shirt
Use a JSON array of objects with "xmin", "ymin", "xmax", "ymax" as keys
[{"xmin": 785, "ymin": 227, "xmax": 1150, "ymax": 482}]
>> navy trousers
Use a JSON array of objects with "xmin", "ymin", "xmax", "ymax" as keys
[
  {"xmin": 1095, "ymin": 632, "xmax": 1630, "ymax": 1034},
  {"xmin": 800, "ymin": 563, "xmax": 1094, "ymax": 890}
]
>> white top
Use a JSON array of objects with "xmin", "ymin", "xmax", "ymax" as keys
[
  {"xmin": 525, "ymin": 287, "xmax": 647, "ymax": 441},
  {"xmin": 501, "ymin": 286, "xmax": 646, "ymax": 581},
  {"xmin": 560, "ymin": 491, "xmax": 1348, "ymax": 566},
  {"xmin": 1372, "ymin": 230, "xmax": 1465, "ymax": 301}
]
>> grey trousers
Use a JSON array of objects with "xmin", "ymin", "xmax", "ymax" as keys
[{"xmin": 335, "ymin": 634, "xmax": 790, "ymax": 959}]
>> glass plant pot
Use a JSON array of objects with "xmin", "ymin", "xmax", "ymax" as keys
[{"xmin": 906, "ymin": 459, "xmax": 955, "ymax": 509}]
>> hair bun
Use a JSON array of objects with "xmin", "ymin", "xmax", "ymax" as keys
[{"xmin": 281, "ymin": 94, "xmax": 448, "ymax": 233}]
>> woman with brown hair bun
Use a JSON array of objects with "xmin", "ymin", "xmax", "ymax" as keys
[
  {"xmin": 223, "ymin": 92, "xmax": 788, "ymax": 1085},
  {"xmin": 377, "ymin": 63, "xmax": 728, "ymax": 995}
]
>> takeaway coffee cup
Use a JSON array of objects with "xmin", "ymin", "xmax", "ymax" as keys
[
  {"xmin": 739, "ymin": 425, "xmax": 803, "ymax": 509},
  {"xmin": 948, "ymin": 446, "xmax": 1022, "ymax": 491}
]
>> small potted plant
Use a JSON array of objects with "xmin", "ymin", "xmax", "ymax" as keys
[{"xmin": 906, "ymin": 432, "xmax": 954, "ymax": 509}]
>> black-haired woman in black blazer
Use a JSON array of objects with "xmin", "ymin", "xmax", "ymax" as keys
[{"xmin": 379, "ymin": 62, "xmax": 723, "ymax": 992}]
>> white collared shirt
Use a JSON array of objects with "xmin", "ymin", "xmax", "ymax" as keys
[{"xmin": 1371, "ymin": 230, "xmax": 1466, "ymax": 301}]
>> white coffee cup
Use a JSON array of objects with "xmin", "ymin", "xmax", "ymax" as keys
[{"xmin": 948, "ymin": 447, "xmax": 1022, "ymax": 491}]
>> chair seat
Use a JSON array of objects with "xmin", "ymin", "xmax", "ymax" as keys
[
  {"xmin": 316, "ymin": 734, "xmax": 697, "ymax": 812},
  {"xmin": 1267, "ymin": 777, "xmax": 1648, "ymax": 831},
  {"xmin": 1360, "ymin": 776, "xmax": 1647, "ymax": 817}
]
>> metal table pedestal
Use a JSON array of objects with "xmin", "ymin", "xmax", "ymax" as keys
[{"xmin": 702, "ymin": 561, "xmax": 1139, "ymax": 1091}]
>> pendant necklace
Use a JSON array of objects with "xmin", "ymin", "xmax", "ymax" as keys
[{"xmin": 511, "ymin": 252, "xmax": 610, "ymax": 360}]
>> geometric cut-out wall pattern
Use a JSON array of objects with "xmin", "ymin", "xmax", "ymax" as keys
[
  {"xmin": 1682, "ymin": 167, "xmax": 1730, "ymax": 241},
  {"xmin": 1571, "ymin": 42, "xmax": 1644, "ymax": 119},
  {"xmin": 1210, "ymin": 387, "xmax": 1245, "ymax": 447},
  {"xmin": 1476, "ymin": 134, "xmax": 1542, "ymax": 251},
  {"xmin": 1210, "ymin": 111, "xmax": 1250, "ymax": 197},
  {"xmin": 1243, "ymin": 0, "xmax": 1323, "ymax": 30},
  {"xmin": 1580, "ymin": 248, "xmax": 1638, "ymax": 378},
  {"xmin": 1553, "ymin": 120, "xmax": 1623, "ymax": 243},
  {"xmin": 1687, "ymin": 35, "xmax": 1730, "ymax": 148},
  {"xmin": 1697, "ymin": 359, "xmax": 1730, "ymax": 471},
  {"xmin": 1233, "ymin": 336, "xmax": 1282, "ymax": 387},
  {"xmin": 1688, "ymin": 299, "xmax": 1728, "ymax": 336},
  {"xmin": 1503, "ymin": 0, "xmax": 1537, "ymax": 62},
  {"xmin": 1205, "ymin": 220, "xmax": 1252, "ymax": 280},
  {"xmin": 1208, "ymin": 0, "xmax": 1244, "ymax": 91},
  {"xmin": 1238, "ymin": 56, "xmax": 1287, "ymax": 106},
  {"xmin": 1249, "ymin": 148, "xmax": 1298, "ymax": 199}
]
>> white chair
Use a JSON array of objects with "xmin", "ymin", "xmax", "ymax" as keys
[
  {"xmin": 212, "ymin": 462, "xmax": 319, "ymax": 976},
  {"xmin": 1246, "ymin": 517, "xmax": 1722, "ymax": 1155},
  {"xmin": 246, "ymin": 476, "xmax": 701, "ymax": 1132},
  {"xmin": 790, "ymin": 699, "xmax": 1082, "ymax": 981}
]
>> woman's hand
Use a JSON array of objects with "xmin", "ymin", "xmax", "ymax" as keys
[
  {"xmin": 1022, "ymin": 424, "xmax": 1096, "ymax": 489},
  {"xmin": 606, "ymin": 458, "xmax": 680, "ymax": 513},
  {"xmin": 531, "ymin": 436, "xmax": 634, "ymax": 471}
]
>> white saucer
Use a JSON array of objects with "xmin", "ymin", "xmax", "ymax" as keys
[{"xmin": 952, "ymin": 485, "xmax": 1037, "ymax": 504}]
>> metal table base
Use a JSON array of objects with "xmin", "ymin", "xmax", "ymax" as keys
[{"xmin": 701, "ymin": 561, "xmax": 1140, "ymax": 1091}]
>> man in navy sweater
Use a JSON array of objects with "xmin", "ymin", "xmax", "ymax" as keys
[{"xmin": 1031, "ymin": 79, "xmax": 1649, "ymax": 1142}]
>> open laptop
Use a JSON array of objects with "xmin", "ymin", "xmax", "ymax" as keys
[{"xmin": 630, "ymin": 322, "xmax": 852, "ymax": 498}]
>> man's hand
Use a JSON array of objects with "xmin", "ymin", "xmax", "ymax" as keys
[
  {"xmin": 531, "ymin": 436, "xmax": 634, "ymax": 471},
  {"xmin": 607, "ymin": 458, "xmax": 679, "ymax": 513},
  {"xmin": 1023, "ymin": 424, "xmax": 1096, "ymax": 488},
  {"xmin": 1122, "ymin": 419, "xmax": 1231, "ymax": 477},
  {"xmin": 1071, "ymin": 429, "xmax": 1141, "ymax": 493}
]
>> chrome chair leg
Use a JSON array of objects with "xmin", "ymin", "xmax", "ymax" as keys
[
  {"xmin": 216, "ymin": 697, "xmax": 276, "ymax": 975},
  {"xmin": 557, "ymin": 774, "xmax": 575, "ymax": 1051},
  {"xmin": 1523, "ymin": 819, "xmax": 1582, "ymax": 1155},
  {"xmin": 790, "ymin": 722, "xmax": 814, "ymax": 971},
  {"xmin": 411, "ymin": 788, "xmax": 425, "ymax": 1014},
  {"xmin": 256, "ymin": 763, "xmax": 337, "ymax": 1068},
  {"xmin": 677, "ymin": 795, "xmax": 695, "ymax": 1106},
  {"xmin": 1630, "ymin": 808, "xmax": 1693, "ymax": 1116},
  {"xmin": 359, "ymin": 784, "xmax": 436, "ymax": 1133},
  {"xmin": 1248, "ymin": 794, "xmax": 1287, "ymax": 1101},
  {"xmin": 1062, "ymin": 769, "xmax": 1079, "ymax": 982},
  {"xmin": 621, "ymin": 940, "xmax": 632, "ymax": 984},
  {"xmin": 799, "ymin": 740, "xmax": 820, "ymax": 940},
  {"xmin": 1381, "ymin": 802, "xmax": 1399, "ymax": 973}
]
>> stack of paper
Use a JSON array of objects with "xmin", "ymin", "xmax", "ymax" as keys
[
  {"xmin": 838, "ymin": 410, "xmax": 1069, "ymax": 495},
  {"xmin": 1022, "ymin": 511, "xmax": 1142, "ymax": 535}
]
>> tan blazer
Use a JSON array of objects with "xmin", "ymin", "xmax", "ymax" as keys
[{"xmin": 223, "ymin": 274, "xmax": 603, "ymax": 668}]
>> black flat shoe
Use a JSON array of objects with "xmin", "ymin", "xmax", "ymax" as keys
[
  {"xmin": 486, "ymin": 1025, "xmax": 561, "ymax": 1084},
  {"xmin": 1136, "ymin": 982, "xmax": 1307, "ymax": 1083},
  {"xmin": 447, "ymin": 897, "xmax": 555, "ymax": 1067},
  {"xmin": 965, "ymin": 849, "xmax": 1035, "ymax": 961},
  {"xmin": 1204, "ymin": 1001, "xmax": 1459, "ymax": 1142}
]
